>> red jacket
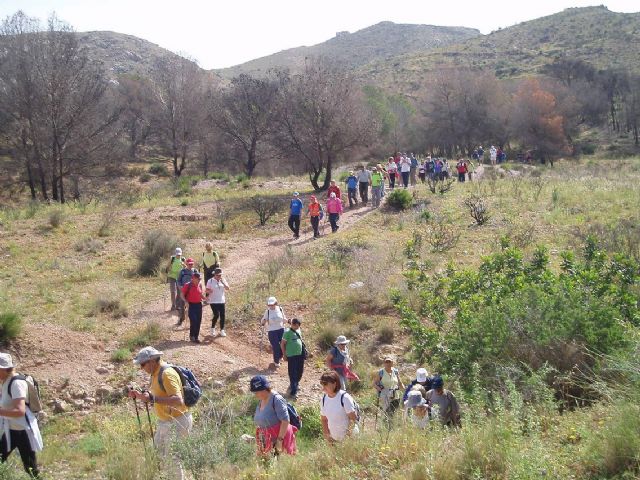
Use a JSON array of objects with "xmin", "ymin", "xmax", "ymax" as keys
[{"xmin": 327, "ymin": 185, "xmax": 341, "ymax": 199}]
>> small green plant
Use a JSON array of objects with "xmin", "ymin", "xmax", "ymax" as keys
[
  {"xmin": 149, "ymin": 163, "xmax": 169, "ymax": 176},
  {"xmin": 48, "ymin": 209, "xmax": 64, "ymax": 228},
  {"xmin": 316, "ymin": 324, "xmax": 340, "ymax": 351},
  {"xmin": 377, "ymin": 324, "xmax": 395, "ymax": 344},
  {"xmin": 235, "ymin": 173, "xmax": 249, "ymax": 183},
  {"xmin": 74, "ymin": 237, "xmax": 103, "ymax": 254},
  {"xmin": 180, "ymin": 198, "xmax": 189, "ymax": 207},
  {"xmin": 138, "ymin": 173, "xmax": 152, "ymax": 183},
  {"xmin": 0, "ymin": 311, "xmax": 22, "ymax": 343},
  {"xmin": 110, "ymin": 348, "xmax": 131, "ymax": 363},
  {"xmin": 404, "ymin": 231, "xmax": 423, "ymax": 259},
  {"xmin": 124, "ymin": 322, "xmax": 162, "ymax": 350},
  {"xmin": 79, "ymin": 433, "xmax": 106, "ymax": 457},
  {"xmin": 387, "ymin": 189, "xmax": 413, "ymax": 210},
  {"xmin": 97, "ymin": 209, "xmax": 117, "ymax": 237},
  {"xmin": 92, "ymin": 295, "xmax": 128, "ymax": 319}
]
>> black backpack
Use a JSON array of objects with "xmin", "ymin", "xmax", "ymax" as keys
[
  {"xmin": 158, "ymin": 364, "xmax": 202, "ymax": 407},
  {"xmin": 272, "ymin": 394, "xmax": 302, "ymax": 430}
]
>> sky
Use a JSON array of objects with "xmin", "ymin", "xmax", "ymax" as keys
[{"xmin": 1, "ymin": 1, "xmax": 638, "ymax": 69}]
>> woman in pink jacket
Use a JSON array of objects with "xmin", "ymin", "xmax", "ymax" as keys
[{"xmin": 326, "ymin": 192, "xmax": 343, "ymax": 233}]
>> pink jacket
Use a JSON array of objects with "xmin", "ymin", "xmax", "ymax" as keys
[{"xmin": 326, "ymin": 198, "xmax": 343, "ymax": 214}]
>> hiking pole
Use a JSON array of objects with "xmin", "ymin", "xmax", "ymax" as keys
[
  {"xmin": 143, "ymin": 397, "xmax": 155, "ymax": 446},
  {"xmin": 374, "ymin": 391, "xmax": 380, "ymax": 430},
  {"xmin": 131, "ymin": 397, "xmax": 146, "ymax": 447}
]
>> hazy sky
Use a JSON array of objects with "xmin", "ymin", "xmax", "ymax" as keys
[{"xmin": 1, "ymin": 1, "xmax": 638, "ymax": 69}]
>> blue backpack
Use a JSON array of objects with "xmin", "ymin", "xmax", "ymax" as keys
[
  {"xmin": 158, "ymin": 364, "xmax": 202, "ymax": 407},
  {"xmin": 272, "ymin": 394, "xmax": 302, "ymax": 430}
]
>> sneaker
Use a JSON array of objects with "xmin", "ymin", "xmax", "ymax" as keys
[
  {"xmin": 274, "ymin": 363, "xmax": 281, "ymax": 369},
  {"xmin": 210, "ymin": 327, "xmax": 217, "ymax": 337},
  {"xmin": 219, "ymin": 329, "xmax": 227, "ymax": 337},
  {"xmin": 191, "ymin": 337, "xmax": 201, "ymax": 344}
]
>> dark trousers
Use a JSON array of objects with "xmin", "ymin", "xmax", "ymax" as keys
[
  {"xmin": 347, "ymin": 188, "xmax": 358, "ymax": 207},
  {"xmin": 203, "ymin": 264, "xmax": 217, "ymax": 284},
  {"xmin": 401, "ymin": 171, "xmax": 409, "ymax": 188},
  {"xmin": 359, "ymin": 182, "xmax": 369, "ymax": 203},
  {"xmin": 288, "ymin": 214, "xmax": 300, "ymax": 236},
  {"xmin": 287, "ymin": 354, "xmax": 305, "ymax": 396},
  {"xmin": 268, "ymin": 328, "xmax": 284, "ymax": 364},
  {"xmin": 311, "ymin": 216, "xmax": 320, "ymax": 237},
  {"xmin": 389, "ymin": 172, "xmax": 396, "ymax": 189},
  {"xmin": 329, "ymin": 213, "xmax": 339, "ymax": 232},
  {"xmin": 210, "ymin": 303, "xmax": 225, "ymax": 329},
  {"xmin": 188, "ymin": 302, "xmax": 202, "ymax": 340},
  {"xmin": 1, "ymin": 429, "xmax": 39, "ymax": 478},
  {"xmin": 458, "ymin": 172, "xmax": 466, "ymax": 182},
  {"xmin": 419, "ymin": 172, "xmax": 426, "ymax": 183}
]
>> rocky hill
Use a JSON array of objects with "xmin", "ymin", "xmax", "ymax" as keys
[{"xmin": 216, "ymin": 21, "xmax": 480, "ymax": 78}]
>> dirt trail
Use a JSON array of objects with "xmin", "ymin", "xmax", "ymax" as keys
[{"xmin": 19, "ymin": 197, "xmax": 384, "ymax": 406}]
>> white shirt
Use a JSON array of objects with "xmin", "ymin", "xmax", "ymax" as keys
[
  {"xmin": 409, "ymin": 410, "xmax": 430, "ymax": 429},
  {"xmin": 1, "ymin": 375, "xmax": 28, "ymax": 431},
  {"xmin": 320, "ymin": 390, "xmax": 357, "ymax": 441},
  {"xmin": 262, "ymin": 306, "xmax": 285, "ymax": 332},
  {"xmin": 206, "ymin": 278, "xmax": 228, "ymax": 304},
  {"xmin": 400, "ymin": 159, "xmax": 411, "ymax": 173}
]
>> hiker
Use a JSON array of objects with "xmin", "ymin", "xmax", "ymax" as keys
[
  {"xmin": 205, "ymin": 267, "xmax": 230, "ymax": 338},
  {"xmin": 377, "ymin": 164, "xmax": 388, "ymax": 198},
  {"xmin": 418, "ymin": 159, "xmax": 426, "ymax": 183},
  {"xmin": 434, "ymin": 159, "xmax": 443, "ymax": 181},
  {"xmin": 426, "ymin": 156, "xmax": 435, "ymax": 180},
  {"xmin": 181, "ymin": 271, "xmax": 206, "ymax": 343},
  {"xmin": 166, "ymin": 247, "xmax": 185, "ymax": 311},
  {"xmin": 261, "ymin": 297, "xmax": 288, "ymax": 368},
  {"xmin": 370, "ymin": 166, "xmax": 384, "ymax": 208},
  {"xmin": 175, "ymin": 258, "xmax": 199, "ymax": 326},
  {"xmin": 425, "ymin": 375, "xmax": 461, "ymax": 427},
  {"xmin": 251, "ymin": 375, "xmax": 297, "ymax": 456},
  {"xmin": 400, "ymin": 155, "xmax": 411, "ymax": 188},
  {"xmin": 281, "ymin": 318, "xmax": 305, "ymax": 400},
  {"xmin": 129, "ymin": 347, "xmax": 192, "ymax": 480},
  {"xmin": 327, "ymin": 180, "xmax": 341, "ymax": 201},
  {"xmin": 410, "ymin": 153, "xmax": 418, "ymax": 186},
  {"xmin": 404, "ymin": 390, "xmax": 430, "ymax": 429},
  {"xmin": 441, "ymin": 159, "xmax": 450, "ymax": 179},
  {"xmin": 374, "ymin": 357, "xmax": 404, "ymax": 414},
  {"xmin": 386, "ymin": 156, "xmax": 398, "ymax": 189},
  {"xmin": 490, "ymin": 145, "xmax": 497, "ymax": 166},
  {"xmin": 402, "ymin": 367, "xmax": 433, "ymax": 402},
  {"xmin": 326, "ymin": 335, "xmax": 358, "ymax": 390},
  {"xmin": 320, "ymin": 371, "xmax": 359, "ymax": 443},
  {"xmin": 467, "ymin": 160, "xmax": 475, "ymax": 181},
  {"xmin": 478, "ymin": 146, "xmax": 484, "ymax": 163},
  {"xmin": 326, "ymin": 192, "xmax": 343, "ymax": 233},
  {"xmin": 288, "ymin": 192, "xmax": 303, "ymax": 239},
  {"xmin": 357, "ymin": 166, "xmax": 371, "ymax": 204},
  {"xmin": 456, "ymin": 159, "xmax": 468, "ymax": 182},
  {"xmin": 345, "ymin": 171, "xmax": 358, "ymax": 208},
  {"xmin": 0, "ymin": 353, "xmax": 42, "ymax": 478},
  {"xmin": 308, "ymin": 195, "xmax": 323, "ymax": 238},
  {"xmin": 200, "ymin": 242, "xmax": 220, "ymax": 284}
]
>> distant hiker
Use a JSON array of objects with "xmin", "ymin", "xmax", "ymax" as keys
[
  {"xmin": 130, "ymin": 347, "xmax": 192, "ymax": 480},
  {"xmin": 410, "ymin": 153, "xmax": 418, "ymax": 186},
  {"xmin": 345, "ymin": 171, "xmax": 358, "ymax": 208},
  {"xmin": 418, "ymin": 159, "xmax": 426, "ymax": 183},
  {"xmin": 467, "ymin": 160, "xmax": 475, "ymax": 181},
  {"xmin": 426, "ymin": 156, "xmax": 435, "ymax": 180},
  {"xmin": 308, "ymin": 195, "xmax": 323, "ymax": 238},
  {"xmin": 261, "ymin": 297, "xmax": 288, "ymax": 368},
  {"xmin": 402, "ymin": 367, "xmax": 433, "ymax": 402},
  {"xmin": 200, "ymin": 242, "xmax": 220, "ymax": 284},
  {"xmin": 425, "ymin": 375, "xmax": 461, "ymax": 427},
  {"xmin": 377, "ymin": 164, "xmax": 388, "ymax": 197},
  {"xmin": 490, "ymin": 145, "xmax": 497, "ymax": 166},
  {"xmin": 370, "ymin": 166, "xmax": 384, "ymax": 208},
  {"xmin": 404, "ymin": 390, "xmax": 430, "ymax": 429},
  {"xmin": 478, "ymin": 146, "xmax": 485, "ymax": 163},
  {"xmin": 166, "ymin": 247, "xmax": 185, "ymax": 311},
  {"xmin": 374, "ymin": 357, "xmax": 404, "ymax": 414},
  {"xmin": 288, "ymin": 192, "xmax": 303, "ymax": 239},
  {"xmin": 472, "ymin": 149, "xmax": 479, "ymax": 163},
  {"xmin": 386, "ymin": 157, "xmax": 398, "ymax": 189},
  {"xmin": 326, "ymin": 335, "xmax": 359, "ymax": 390},
  {"xmin": 0, "ymin": 353, "xmax": 42, "ymax": 478},
  {"xmin": 181, "ymin": 271, "xmax": 206, "ymax": 343},
  {"xmin": 456, "ymin": 159, "xmax": 468, "ymax": 182},
  {"xmin": 434, "ymin": 159, "xmax": 443, "ymax": 181},
  {"xmin": 281, "ymin": 318, "xmax": 305, "ymax": 400},
  {"xmin": 320, "ymin": 371, "xmax": 359, "ymax": 443},
  {"xmin": 357, "ymin": 166, "xmax": 371, "ymax": 204},
  {"xmin": 175, "ymin": 258, "xmax": 199, "ymax": 326},
  {"xmin": 326, "ymin": 192, "xmax": 343, "ymax": 233},
  {"xmin": 400, "ymin": 155, "xmax": 411, "ymax": 188},
  {"xmin": 441, "ymin": 159, "xmax": 450, "ymax": 179},
  {"xmin": 327, "ymin": 180, "xmax": 341, "ymax": 201},
  {"xmin": 205, "ymin": 268, "xmax": 230, "ymax": 338},
  {"xmin": 251, "ymin": 375, "xmax": 297, "ymax": 456}
]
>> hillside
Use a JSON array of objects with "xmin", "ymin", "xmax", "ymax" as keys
[
  {"xmin": 361, "ymin": 6, "xmax": 640, "ymax": 92},
  {"xmin": 216, "ymin": 21, "xmax": 480, "ymax": 78}
]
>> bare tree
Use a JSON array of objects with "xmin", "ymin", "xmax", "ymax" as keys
[
  {"xmin": 272, "ymin": 57, "xmax": 377, "ymax": 191},
  {"xmin": 118, "ymin": 75, "xmax": 159, "ymax": 162}
]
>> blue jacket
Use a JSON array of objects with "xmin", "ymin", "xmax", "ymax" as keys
[
  {"xmin": 346, "ymin": 175, "xmax": 358, "ymax": 189},
  {"xmin": 290, "ymin": 198, "xmax": 303, "ymax": 216},
  {"xmin": 402, "ymin": 378, "xmax": 434, "ymax": 401}
]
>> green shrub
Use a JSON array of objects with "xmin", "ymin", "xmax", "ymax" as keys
[
  {"xmin": 48, "ymin": 209, "xmax": 64, "ymax": 228},
  {"xmin": 93, "ymin": 295, "xmax": 128, "ymax": 318},
  {"xmin": 386, "ymin": 189, "xmax": 412, "ymax": 210},
  {"xmin": 297, "ymin": 405, "xmax": 323, "ymax": 440},
  {"xmin": 316, "ymin": 324, "xmax": 340, "ymax": 351},
  {"xmin": 79, "ymin": 433, "xmax": 106, "ymax": 457},
  {"xmin": 124, "ymin": 322, "xmax": 162, "ymax": 350},
  {"xmin": 136, "ymin": 229, "xmax": 181, "ymax": 276},
  {"xmin": 0, "ymin": 312, "xmax": 22, "ymax": 343},
  {"xmin": 110, "ymin": 348, "xmax": 131, "ymax": 363},
  {"xmin": 148, "ymin": 163, "xmax": 169, "ymax": 176},
  {"xmin": 138, "ymin": 173, "xmax": 152, "ymax": 183},
  {"xmin": 180, "ymin": 198, "xmax": 189, "ymax": 207},
  {"xmin": 235, "ymin": 173, "xmax": 248, "ymax": 183},
  {"xmin": 74, "ymin": 237, "xmax": 103, "ymax": 254},
  {"xmin": 377, "ymin": 324, "xmax": 395, "ymax": 344}
]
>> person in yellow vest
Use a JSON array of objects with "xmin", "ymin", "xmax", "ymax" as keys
[
  {"xmin": 374, "ymin": 357, "xmax": 404, "ymax": 414},
  {"xmin": 371, "ymin": 167, "xmax": 384, "ymax": 208},
  {"xmin": 165, "ymin": 247, "xmax": 185, "ymax": 310},
  {"xmin": 129, "ymin": 347, "xmax": 192, "ymax": 480},
  {"xmin": 200, "ymin": 242, "xmax": 220, "ymax": 285}
]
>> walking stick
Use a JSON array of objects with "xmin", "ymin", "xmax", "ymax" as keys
[
  {"xmin": 132, "ymin": 397, "xmax": 146, "ymax": 447},
  {"xmin": 374, "ymin": 391, "xmax": 380, "ymax": 430},
  {"xmin": 144, "ymin": 399, "xmax": 155, "ymax": 446}
]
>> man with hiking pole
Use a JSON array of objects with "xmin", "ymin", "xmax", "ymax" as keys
[{"xmin": 129, "ymin": 347, "xmax": 192, "ymax": 480}]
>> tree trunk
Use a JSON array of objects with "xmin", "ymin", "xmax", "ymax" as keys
[
  {"xmin": 202, "ymin": 151, "xmax": 209, "ymax": 177},
  {"xmin": 245, "ymin": 139, "xmax": 257, "ymax": 178},
  {"xmin": 320, "ymin": 153, "xmax": 333, "ymax": 191},
  {"xmin": 309, "ymin": 168, "xmax": 323, "ymax": 191},
  {"xmin": 21, "ymin": 131, "xmax": 36, "ymax": 200}
]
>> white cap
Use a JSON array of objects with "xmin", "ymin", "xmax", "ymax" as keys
[
  {"xmin": 175, "ymin": 247, "xmax": 182, "ymax": 255},
  {"xmin": 267, "ymin": 296, "xmax": 277, "ymax": 306},
  {"xmin": 0, "ymin": 353, "xmax": 14, "ymax": 369},
  {"xmin": 416, "ymin": 368, "xmax": 429, "ymax": 383},
  {"xmin": 133, "ymin": 346, "xmax": 163, "ymax": 365}
]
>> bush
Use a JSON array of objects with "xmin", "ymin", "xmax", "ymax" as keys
[
  {"xmin": 316, "ymin": 324, "xmax": 340, "ymax": 351},
  {"xmin": 74, "ymin": 237, "xmax": 103, "ymax": 254},
  {"xmin": 110, "ymin": 348, "xmax": 131, "ymax": 363},
  {"xmin": 137, "ymin": 230, "xmax": 181, "ymax": 276},
  {"xmin": 464, "ymin": 194, "xmax": 491, "ymax": 225},
  {"xmin": 97, "ymin": 209, "xmax": 117, "ymax": 237},
  {"xmin": 48, "ymin": 209, "xmax": 64, "ymax": 228},
  {"xmin": 138, "ymin": 173, "xmax": 152, "ymax": 183},
  {"xmin": 386, "ymin": 189, "xmax": 412, "ymax": 210},
  {"xmin": 297, "ymin": 405, "xmax": 323, "ymax": 440},
  {"xmin": 148, "ymin": 163, "xmax": 169, "ymax": 176},
  {"xmin": 246, "ymin": 195, "xmax": 280, "ymax": 226},
  {"xmin": 93, "ymin": 295, "xmax": 128, "ymax": 319},
  {"xmin": 377, "ymin": 324, "xmax": 395, "ymax": 344},
  {"xmin": 0, "ymin": 312, "xmax": 22, "ymax": 343},
  {"xmin": 124, "ymin": 322, "xmax": 162, "ymax": 350}
]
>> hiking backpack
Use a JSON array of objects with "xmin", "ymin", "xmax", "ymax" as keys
[
  {"xmin": 158, "ymin": 364, "xmax": 202, "ymax": 407},
  {"xmin": 8, "ymin": 374, "xmax": 43, "ymax": 414},
  {"xmin": 272, "ymin": 394, "xmax": 302, "ymax": 430},
  {"xmin": 322, "ymin": 392, "xmax": 361, "ymax": 423}
]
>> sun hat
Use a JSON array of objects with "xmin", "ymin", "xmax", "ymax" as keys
[
  {"xmin": 334, "ymin": 335, "xmax": 350, "ymax": 345},
  {"xmin": 267, "ymin": 296, "xmax": 277, "ymax": 306},
  {"xmin": 133, "ymin": 346, "xmax": 163, "ymax": 365},
  {"xmin": 416, "ymin": 368, "xmax": 429, "ymax": 383},
  {"xmin": 249, "ymin": 375, "xmax": 270, "ymax": 392},
  {"xmin": 186, "ymin": 258, "xmax": 195, "ymax": 265},
  {"xmin": 404, "ymin": 390, "xmax": 426, "ymax": 408},
  {"xmin": 175, "ymin": 247, "xmax": 183, "ymax": 256},
  {"xmin": 0, "ymin": 353, "xmax": 14, "ymax": 369},
  {"xmin": 293, "ymin": 191, "xmax": 299, "ymax": 196},
  {"xmin": 383, "ymin": 356, "xmax": 394, "ymax": 363},
  {"xmin": 432, "ymin": 375, "xmax": 444, "ymax": 389},
  {"xmin": 349, "ymin": 171, "xmax": 354, "ymax": 175}
]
